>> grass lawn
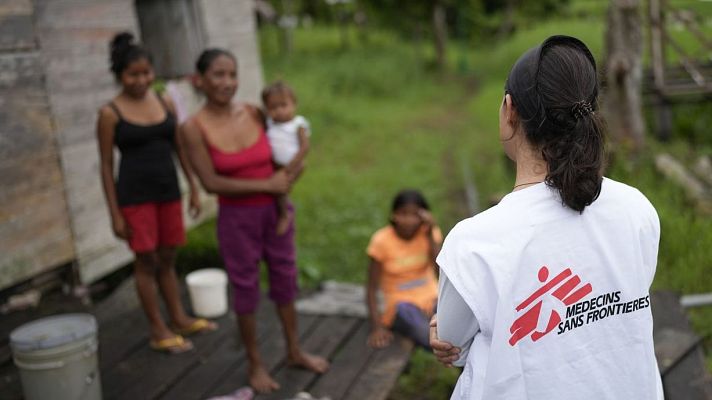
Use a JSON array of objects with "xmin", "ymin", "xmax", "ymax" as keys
[{"xmin": 179, "ymin": 1, "xmax": 712, "ymax": 396}]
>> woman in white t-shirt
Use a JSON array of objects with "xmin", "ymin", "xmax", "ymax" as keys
[{"xmin": 431, "ymin": 35, "xmax": 663, "ymax": 400}]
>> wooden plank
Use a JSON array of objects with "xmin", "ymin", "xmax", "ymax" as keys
[
  {"xmin": 649, "ymin": 0, "xmax": 666, "ymax": 89},
  {"xmin": 651, "ymin": 291, "xmax": 712, "ymax": 399},
  {"xmin": 342, "ymin": 336, "xmax": 413, "ymax": 400},
  {"xmin": 136, "ymin": 0, "xmax": 204, "ymax": 78},
  {"xmin": 33, "ymin": 0, "xmax": 138, "ymax": 288},
  {"xmin": 99, "ymin": 280, "xmax": 237, "ymax": 400},
  {"xmin": 0, "ymin": 363, "xmax": 23, "ymax": 400},
  {"xmin": 203, "ymin": 314, "xmax": 320, "ymax": 399},
  {"xmin": 0, "ymin": 51, "xmax": 74, "ymax": 290},
  {"xmin": 0, "ymin": 14, "xmax": 34, "ymax": 51},
  {"xmin": 0, "ymin": 152, "xmax": 63, "ymax": 204},
  {"xmin": 92, "ymin": 279, "xmax": 149, "ymax": 371},
  {"xmin": 309, "ymin": 321, "xmax": 374, "ymax": 399},
  {"xmin": 196, "ymin": 0, "xmax": 263, "ymax": 103},
  {"xmin": 260, "ymin": 316, "xmax": 361, "ymax": 400},
  {"xmin": 101, "ymin": 311, "xmax": 236, "ymax": 400},
  {"xmin": 158, "ymin": 299, "xmax": 283, "ymax": 400}
]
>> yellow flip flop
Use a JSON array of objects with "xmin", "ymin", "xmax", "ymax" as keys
[
  {"xmin": 149, "ymin": 335, "xmax": 193, "ymax": 354},
  {"xmin": 172, "ymin": 318, "xmax": 218, "ymax": 336}
]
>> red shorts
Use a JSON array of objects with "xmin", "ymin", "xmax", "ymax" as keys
[{"xmin": 120, "ymin": 200, "xmax": 186, "ymax": 253}]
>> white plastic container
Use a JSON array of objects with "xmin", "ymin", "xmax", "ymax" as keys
[
  {"xmin": 186, "ymin": 268, "xmax": 228, "ymax": 318},
  {"xmin": 10, "ymin": 313, "xmax": 102, "ymax": 400}
]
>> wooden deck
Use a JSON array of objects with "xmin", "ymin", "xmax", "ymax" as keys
[
  {"xmin": 652, "ymin": 291, "xmax": 712, "ymax": 399},
  {"xmin": 0, "ymin": 279, "xmax": 413, "ymax": 400},
  {"xmin": 3, "ymin": 283, "xmax": 712, "ymax": 400}
]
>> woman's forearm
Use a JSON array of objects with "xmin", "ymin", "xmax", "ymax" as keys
[
  {"xmin": 200, "ymin": 174, "xmax": 274, "ymax": 196},
  {"xmin": 99, "ymin": 164, "xmax": 122, "ymax": 220}
]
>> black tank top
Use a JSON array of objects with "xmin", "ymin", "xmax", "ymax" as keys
[{"xmin": 110, "ymin": 94, "xmax": 181, "ymax": 206}]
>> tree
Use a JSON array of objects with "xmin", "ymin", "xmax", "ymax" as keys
[
  {"xmin": 432, "ymin": 0, "xmax": 449, "ymax": 69},
  {"xmin": 603, "ymin": 0, "xmax": 645, "ymax": 153}
]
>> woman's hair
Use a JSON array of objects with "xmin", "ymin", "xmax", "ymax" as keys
[
  {"xmin": 505, "ymin": 35, "xmax": 605, "ymax": 213},
  {"xmin": 195, "ymin": 48, "xmax": 237, "ymax": 74},
  {"xmin": 109, "ymin": 32, "xmax": 152, "ymax": 79},
  {"xmin": 391, "ymin": 189, "xmax": 430, "ymax": 212},
  {"xmin": 261, "ymin": 80, "xmax": 297, "ymax": 105}
]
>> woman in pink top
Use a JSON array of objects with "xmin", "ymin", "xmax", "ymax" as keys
[{"xmin": 180, "ymin": 49, "xmax": 329, "ymax": 394}]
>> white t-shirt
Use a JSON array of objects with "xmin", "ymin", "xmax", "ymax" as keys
[
  {"xmin": 266, "ymin": 115, "xmax": 310, "ymax": 166},
  {"xmin": 436, "ymin": 178, "xmax": 663, "ymax": 400}
]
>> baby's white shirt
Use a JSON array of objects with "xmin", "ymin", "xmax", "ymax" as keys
[{"xmin": 266, "ymin": 115, "xmax": 310, "ymax": 166}]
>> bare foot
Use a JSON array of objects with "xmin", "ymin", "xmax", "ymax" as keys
[
  {"xmin": 276, "ymin": 212, "xmax": 291, "ymax": 236},
  {"xmin": 249, "ymin": 365, "xmax": 280, "ymax": 394},
  {"xmin": 288, "ymin": 351, "xmax": 330, "ymax": 374}
]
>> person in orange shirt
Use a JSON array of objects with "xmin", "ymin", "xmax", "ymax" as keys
[{"xmin": 366, "ymin": 189, "xmax": 442, "ymax": 349}]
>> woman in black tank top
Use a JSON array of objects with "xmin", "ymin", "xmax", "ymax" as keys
[{"xmin": 96, "ymin": 33, "xmax": 216, "ymax": 354}]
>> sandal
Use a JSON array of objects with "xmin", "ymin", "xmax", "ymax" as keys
[
  {"xmin": 149, "ymin": 335, "xmax": 194, "ymax": 354},
  {"xmin": 172, "ymin": 318, "xmax": 218, "ymax": 336}
]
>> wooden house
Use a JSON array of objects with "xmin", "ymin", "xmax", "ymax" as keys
[{"xmin": 0, "ymin": 0, "xmax": 264, "ymax": 290}]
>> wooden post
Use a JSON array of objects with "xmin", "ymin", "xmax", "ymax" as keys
[
  {"xmin": 604, "ymin": 0, "xmax": 646, "ymax": 152},
  {"xmin": 432, "ymin": 0, "xmax": 447, "ymax": 70},
  {"xmin": 279, "ymin": 0, "xmax": 296, "ymax": 55},
  {"xmin": 649, "ymin": 0, "xmax": 673, "ymax": 140}
]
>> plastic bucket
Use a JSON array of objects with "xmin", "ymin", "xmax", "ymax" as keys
[
  {"xmin": 186, "ymin": 268, "xmax": 228, "ymax": 318},
  {"xmin": 10, "ymin": 313, "xmax": 102, "ymax": 400}
]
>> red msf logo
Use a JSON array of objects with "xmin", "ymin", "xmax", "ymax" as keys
[{"xmin": 509, "ymin": 266, "xmax": 592, "ymax": 346}]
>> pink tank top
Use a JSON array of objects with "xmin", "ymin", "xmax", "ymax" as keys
[{"xmin": 195, "ymin": 118, "xmax": 275, "ymax": 206}]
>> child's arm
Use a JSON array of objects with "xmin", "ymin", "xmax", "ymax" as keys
[
  {"xmin": 286, "ymin": 126, "xmax": 310, "ymax": 180},
  {"xmin": 366, "ymin": 257, "xmax": 393, "ymax": 348},
  {"xmin": 419, "ymin": 210, "xmax": 442, "ymax": 267}
]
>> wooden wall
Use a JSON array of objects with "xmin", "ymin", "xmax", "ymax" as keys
[
  {"xmin": 198, "ymin": 0, "xmax": 264, "ymax": 103},
  {"xmin": 0, "ymin": 0, "xmax": 75, "ymax": 289},
  {"xmin": 34, "ymin": 0, "xmax": 139, "ymax": 284},
  {"xmin": 0, "ymin": 0, "xmax": 264, "ymax": 289}
]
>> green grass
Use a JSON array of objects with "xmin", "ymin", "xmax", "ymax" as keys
[
  {"xmin": 178, "ymin": 3, "xmax": 712, "ymax": 395},
  {"xmin": 260, "ymin": 27, "xmax": 472, "ymax": 287}
]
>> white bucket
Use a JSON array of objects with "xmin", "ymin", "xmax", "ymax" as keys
[
  {"xmin": 186, "ymin": 268, "xmax": 228, "ymax": 318},
  {"xmin": 10, "ymin": 313, "xmax": 102, "ymax": 400}
]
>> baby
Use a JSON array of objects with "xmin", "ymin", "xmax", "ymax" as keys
[{"xmin": 262, "ymin": 81, "xmax": 311, "ymax": 235}]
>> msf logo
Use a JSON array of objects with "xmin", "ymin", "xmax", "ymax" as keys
[{"xmin": 509, "ymin": 266, "xmax": 592, "ymax": 346}]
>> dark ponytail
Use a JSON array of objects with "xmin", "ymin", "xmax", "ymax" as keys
[
  {"xmin": 505, "ymin": 35, "xmax": 604, "ymax": 213},
  {"xmin": 109, "ymin": 32, "xmax": 151, "ymax": 79},
  {"xmin": 195, "ymin": 48, "xmax": 237, "ymax": 74}
]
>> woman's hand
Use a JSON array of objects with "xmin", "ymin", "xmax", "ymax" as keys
[
  {"xmin": 189, "ymin": 187, "xmax": 202, "ymax": 219},
  {"xmin": 112, "ymin": 214, "xmax": 131, "ymax": 240},
  {"xmin": 429, "ymin": 314, "xmax": 461, "ymax": 367},
  {"xmin": 267, "ymin": 169, "xmax": 291, "ymax": 195},
  {"xmin": 419, "ymin": 209, "xmax": 435, "ymax": 232},
  {"xmin": 285, "ymin": 159, "xmax": 304, "ymax": 183},
  {"xmin": 367, "ymin": 326, "xmax": 393, "ymax": 349}
]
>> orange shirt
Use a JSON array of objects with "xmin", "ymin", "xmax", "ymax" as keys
[{"xmin": 367, "ymin": 225, "xmax": 442, "ymax": 326}]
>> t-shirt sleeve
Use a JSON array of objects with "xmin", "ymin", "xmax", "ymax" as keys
[
  {"xmin": 296, "ymin": 115, "xmax": 311, "ymax": 136},
  {"xmin": 366, "ymin": 231, "xmax": 386, "ymax": 262}
]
